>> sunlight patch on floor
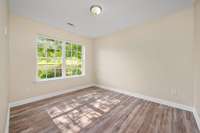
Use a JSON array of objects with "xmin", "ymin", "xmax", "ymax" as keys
[
  {"xmin": 53, "ymin": 106, "xmax": 102, "ymax": 133},
  {"xmin": 90, "ymin": 96, "xmax": 121, "ymax": 112},
  {"xmin": 47, "ymin": 99, "xmax": 82, "ymax": 118},
  {"xmin": 46, "ymin": 91, "xmax": 121, "ymax": 133}
]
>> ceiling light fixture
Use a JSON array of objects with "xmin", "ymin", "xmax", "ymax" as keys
[{"xmin": 90, "ymin": 5, "xmax": 102, "ymax": 16}]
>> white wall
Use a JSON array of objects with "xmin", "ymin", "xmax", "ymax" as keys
[
  {"xmin": 94, "ymin": 8, "xmax": 194, "ymax": 106},
  {"xmin": 194, "ymin": 0, "xmax": 200, "ymax": 118},
  {"xmin": 9, "ymin": 15, "xmax": 94, "ymax": 102},
  {"xmin": 0, "ymin": 0, "xmax": 9, "ymax": 132},
  {"xmin": 8, "ymin": 5, "xmax": 197, "ymax": 109}
]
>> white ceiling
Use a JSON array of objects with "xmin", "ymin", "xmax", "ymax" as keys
[{"xmin": 9, "ymin": 0, "xmax": 192, "ymax": 38}]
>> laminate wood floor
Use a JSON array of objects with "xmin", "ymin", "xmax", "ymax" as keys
[{"xmin": 10, "ymin": 87, "xmax": 199, "ymax": 133}]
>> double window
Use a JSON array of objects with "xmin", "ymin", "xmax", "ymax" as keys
[{"xmin": 36, "ymin": 36, "xmax": 84, "ymax": 81}]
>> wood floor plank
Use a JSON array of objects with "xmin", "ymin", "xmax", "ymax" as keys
[{"xmin": 9, "ymin": 87, "xmax": 200, "ymax": 133}]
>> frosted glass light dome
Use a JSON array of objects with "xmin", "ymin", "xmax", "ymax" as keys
[{"xmin": 90, "ymin": 5, "xmax": 102, "ymax": 16}]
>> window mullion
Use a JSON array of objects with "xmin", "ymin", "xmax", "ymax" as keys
[
  {"xmin": 62, "ymin": 42, "xmax": 66, "ymax": 78},
  {"xmin": 75, "ymin": 45, "xmax": 78, "ymax": 75},
  {"xmin": 71, "ymin": 44, "xmax": 73, "ymax": 76},
  {"xmin": 54, "ymin": 47, "xmax": 56, "ymax": 78},
  {"xmin": 45, "ymin": 46, "xmax": 48, "ymax": 79},
  {"xmin": 82, "ymin": 46, "xmax": 85, "ymax": 75}
]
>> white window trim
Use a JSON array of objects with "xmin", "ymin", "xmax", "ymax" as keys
[{"xmin": 35, "ymin": 35, "xmax": 85, "ymax": 82}]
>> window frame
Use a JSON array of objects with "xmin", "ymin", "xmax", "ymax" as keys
[{"xmin": 35, "ymin": 35, "xmax": 85, "ymax": 82}]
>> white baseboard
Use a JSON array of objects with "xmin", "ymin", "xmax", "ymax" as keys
[
  {"xmin": 193, "ymin": 108, "xmax": 200, "ymax": 131},
  {"xmin": 95, "ymin": 84, "xmax": 193, "ymax": 112},
  {"xmin": 5, "ymin": 106, "xmax": 10, "ymax": 133},
  {"xmin": 9, "ymin": 84, "xmax": 94, "ymax": 108}
]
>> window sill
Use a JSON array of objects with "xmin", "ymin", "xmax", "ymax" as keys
[{"xmin": 34, "ymin": 74, "xmax": 85, "ymax": 83}]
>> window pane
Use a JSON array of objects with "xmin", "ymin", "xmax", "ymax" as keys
[
  {"xmin": 66, "ymin": 51, "xmax": 71, "ymax": 59},
  {"xmin": 71, "ymin": 64, "xmax": 77, "ymax": 75},
  {"xmin": 55, "ymin": 49, "xmax": 62, "ymax": 57},
  {"xmin": 56, "ymin": 69, "xmax": 62, "ymax": 77},
  {"xmin": 38, "ymin": 47, "xmax": 46, "ymax": 57},
  {"xmin": 46, "ymin": 59, "xmax": 57, "ymax": 78},
  {"xmin": 65, "ymin": 43, "xmax": 71, "ymax": 58},
  {"xmin": 55, "ymin": 58, "xmax": 62, "ymax": 67},
  {"xmin": 66, "ymin": 58, "xmax": 74, "ymax": 76},
  {"xmin": 47, "ymin": 65, "xmax": 55, "ymax": 78},
  {"xmin": 77, "ymin": 64, "xmax": 82, "ymax": 75},
  {"xmin": 65, "ymin": 44, "xmax": 83, "ymax": 76},
  {"xmin": 65, "ymin": 43, "xmax": 72, "ymax": 76},
  {"xmin": 37, "ymin": 37, "xmax": 48, "ymax": 48},
  {"xmin": 72, "ymin": 44, "xmax": 77, "ymax": 57},
  {"xmin": 77, "ymin": 45, "xmax": 82, "ymax": 59},
  {"xmin": 47, "ymin": 48, "xmax": 55, "ymax": 57},
  {"xmin": 47, "ymin": 69, "xmax": 55, "ymax": 78},
  {"xmin": 66, "ymin": 58, "xmax": 72, "ymax": 76},
  {"xmin": 47, "ymin": 58, "xmax": 55, "ymax": 65},
  {"xmin": 73, "ymin": 58, "xmax": 78, "ymax": 75},
  {"xmin": 38, "ymin": 65, "xmax": 46, "ymax": 79},
  {"xmin": 38, "ymin": 57, "xmax": 47, "ymax": 65},
  {"xmin": 46, "ymin": 39, "xmax": 56, "ymax": 49},
  {"xmin": 55, "ymin": 40, "xmax": 62, "ymax": 47},
  {"xmin": 37, "ymin": 37, "xmax": 64, "ymax": 80},
  {"xmin": 66, "ymin": 65, "xmax": 72, "ymax": 76},
  {"xmin": 55, "ymin": 58, "xmax": 62, "ymax": 77},
  {"xmin": 37, "ymin": 57, "xmax": 47, "ymax": 79},
  {"xmin": 55, "ymin": 41, "xmax": 62, "ymax": 57}
]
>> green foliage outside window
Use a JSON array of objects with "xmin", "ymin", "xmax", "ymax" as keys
[
  {"xmin": 37, "ymin": 37, "xmax": 83, "ymax": 80},
  {"xmin": 65, "ymin": 43, "xmax": 82, "ymax": 76}
]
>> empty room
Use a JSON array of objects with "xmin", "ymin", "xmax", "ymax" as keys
[{"xmin": 1, "ymin": 0, "xmax": 200, "ymax": 133}]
